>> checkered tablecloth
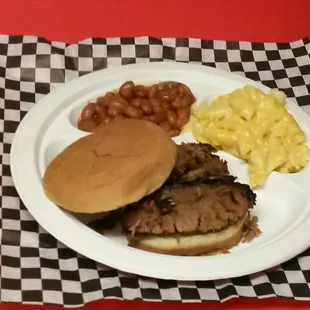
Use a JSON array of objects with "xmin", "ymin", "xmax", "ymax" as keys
[{"xmin": 1, "ymin": 35, "xmax": 310, "ymax": 307}]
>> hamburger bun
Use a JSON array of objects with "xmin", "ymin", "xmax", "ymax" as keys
[
  {"xmin": 127, "ymin": 214, "xmax": 249, "ymax": 255},
  {"xmin": 43, "ymin": 118, "xmax": 177, "ymax": 213}
]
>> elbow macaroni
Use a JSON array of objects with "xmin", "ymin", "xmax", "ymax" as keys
[{"xmin": 183, "ymin": 85, "xmax": 310, "ymax": 188}]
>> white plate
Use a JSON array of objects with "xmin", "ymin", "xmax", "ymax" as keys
[{"xmin": 10, "ymin": 62, "xmax": 310, "ymax": 281}]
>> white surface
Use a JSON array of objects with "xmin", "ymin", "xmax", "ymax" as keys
[{"xmin": 10, "ymin": 62, "xmax": 310, "ymax": 281}]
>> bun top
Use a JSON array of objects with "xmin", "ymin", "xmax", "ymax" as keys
[{"xmin": 43, "ymin": 119, "xmax": 177, "ymax": 213}]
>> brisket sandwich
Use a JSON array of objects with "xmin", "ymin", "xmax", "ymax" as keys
[
  {"xmin": 43, "ymin": 119, "xmax": 259, "ymax": 256},
  {"xmin": 121, "ymin": 143, "xmax": 258, "ymax": 255}
]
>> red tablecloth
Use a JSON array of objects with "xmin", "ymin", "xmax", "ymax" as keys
[
  {"xmin": 1, "ymin": 0, "xmax": 310, "ymax": 43},
  {"xmin": 1, "ymin": 0, "xmax": 310, "ymax": 309}
]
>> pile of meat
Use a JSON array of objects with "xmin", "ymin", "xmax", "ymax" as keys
[
  {"xmin": 123, "ymin": 143, "xmax": 257, "ymax": 236},
  {"xmin": 88, "ymin": 143, "xmax": 260, "ymax": 250}
]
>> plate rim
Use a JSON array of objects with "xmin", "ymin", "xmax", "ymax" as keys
[{"xmin": 10, "ymin": 62, "xmax": 310, "ymax": 280}]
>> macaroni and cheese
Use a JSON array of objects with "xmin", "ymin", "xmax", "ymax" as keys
[{"xmin": 183, "ymin": 86, "xmax": 310, "ymax": 187}]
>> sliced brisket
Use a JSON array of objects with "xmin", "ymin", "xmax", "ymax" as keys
[
  {"xmin": 123, "ymin": 180, "xmax": 256, "ymax": 236},
  {"xmin": 166, "ymin": 143, "xmax": 229, "ymax": 184}
]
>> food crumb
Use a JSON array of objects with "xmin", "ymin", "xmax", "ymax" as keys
[{"xmin": 242, "ymin": 215, "xmax": 262, "ymax": 243}]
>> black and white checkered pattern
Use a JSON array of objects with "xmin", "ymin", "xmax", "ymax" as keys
[{"xmin": 1, "ymin": 35, "xmax": 310, "ymax": 306}]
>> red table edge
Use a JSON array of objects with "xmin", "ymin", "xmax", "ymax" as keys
[
  {"xmin": 1, "ymin": 297, "xmax": 310, "ymax": 310},
  {"xmin": 1, "ymin": 0, "xmax": 310, "ymax": 44}
]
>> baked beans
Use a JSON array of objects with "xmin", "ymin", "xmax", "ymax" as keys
[{"xmin": 77, "ymin": 81, "xmax": 196, "ymax": 137}]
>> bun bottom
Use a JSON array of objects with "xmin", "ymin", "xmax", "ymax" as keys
[{"xmin": 127, "ymin": 214, "xmax": 249, "ymax": 256}]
